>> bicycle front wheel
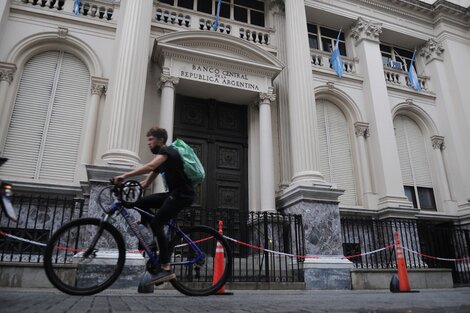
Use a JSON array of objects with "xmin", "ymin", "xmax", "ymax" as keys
[
  {"xmin": 43, "ymin": 218, "xmax": 126, "ymax": 296},
  {"xmin": 170, "ymin": 225, "xmax": 232, "ymax": 296}
]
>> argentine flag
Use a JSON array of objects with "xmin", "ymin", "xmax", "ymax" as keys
[
  {"xmin": 408, "ymin": 50, "xmax": 421, "ymax": 91},
  {"xmin": 213, "ymin": 0, "xmax": 222, "ymax": 31},
  {"xmin": 330, "ymin": 29, "xmax": 344, "ymax": 78},
  {"xmin": 73, "ymin": 0, "xmax": 81, "ymax": 16}
]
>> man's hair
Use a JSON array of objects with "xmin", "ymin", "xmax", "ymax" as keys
[{"xmin": 146, "ymin": 127, "xmax": 168, "ymax": 144}]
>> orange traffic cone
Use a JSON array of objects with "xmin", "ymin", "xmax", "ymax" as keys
[
  {"xmin": 394, "ymin": 231, "xmax": 411, "ymax": 292},
  {"xmin": 212, "ymin": 220, "xmax": 232, "ymax": 295}
]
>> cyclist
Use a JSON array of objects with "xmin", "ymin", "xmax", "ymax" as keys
[{"xmin": 113, "ymin": 127, "xmax": 195, "ymax": 285}]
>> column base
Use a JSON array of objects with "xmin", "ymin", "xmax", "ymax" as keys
[
  {"xmin": 303, "ymin": 256, "xmax": 353, "ymax": 290},
  {"xmin": 102, "ymin": 149, "xmax": 141, "ymax": 166},
  {"xmin": 458, "ymin": 203, "xmax": 470, "ymax": 225},
  {"xmin": 291, "ymin": 170, "xmax": 327, "ymax": 187},
  {"xmin": 277, "ymin": 183, "xmax": 344, "ymax": 205},
  {"xmin": 378, "ymin": 195, "xmax": 412, "ymax": 209},
  {"xmin": 277, "ymin": 184, "xmax": 344, "ymax": 256},
  {"xmin": 377, "ymin": 196, "xmax": 418, "ymax": 219}
]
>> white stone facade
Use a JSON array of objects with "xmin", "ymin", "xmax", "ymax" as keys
[{"xmin": 0, "ymin": 0, "xmax": 469, "ymax": 224}]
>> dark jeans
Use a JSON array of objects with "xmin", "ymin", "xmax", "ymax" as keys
[{"xmin": 134, "ymin": 192, "xmax": 193, "ymax": 264}]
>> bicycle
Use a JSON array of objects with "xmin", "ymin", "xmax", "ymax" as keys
[{"xmin": 43, "ymin": 180, "xmax": 232, "ymax": 296}]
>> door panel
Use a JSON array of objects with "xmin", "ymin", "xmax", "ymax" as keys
[{"xmin": 174, "ymin": 95, "xmax": 248, "ymax": 233}]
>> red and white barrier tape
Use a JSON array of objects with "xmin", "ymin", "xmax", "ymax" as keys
[
  {"xmin": 0, "ymin": 230, "xmax": 46, "ymax": 247},
  {"xmin": 402, "ymin": 246, "xmax": 470, "ymax": 262},
  {"xmin": 2, "ymin": 230, "xmax": 469, "ymax": 262},
  {"xmin": 223, "ymin": 235, "xmax": 319, "ymax": 259},
  {"xmin": 341, "ymin": 243, "xmax": 396, "ymax": 260}
]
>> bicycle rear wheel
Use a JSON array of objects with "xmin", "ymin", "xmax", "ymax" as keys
[
  {"xmin": 169, "ymin": 225, "xmax": 232, "ymax": 296},
  {"xmin": 43, "ymin": 218, "xmax": 126, "ymax": 296}
]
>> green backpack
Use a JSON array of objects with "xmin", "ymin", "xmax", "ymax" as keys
[{"xmin": 171, "ymin": 138, "xmax": 205, "ymax": 185}]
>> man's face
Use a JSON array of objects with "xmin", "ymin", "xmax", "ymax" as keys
[{"xmin": 147, "ymin": 136, "xmax": 164, "ymax": 154}]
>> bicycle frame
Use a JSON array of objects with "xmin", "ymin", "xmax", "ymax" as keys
[{"xmin": 97, "ymin": 197, "xmax": 205, "ymax": 269}]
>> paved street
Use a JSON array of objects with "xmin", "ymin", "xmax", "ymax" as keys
[{"xmin": 1, "ymin": 287, "xmax": 470, "ymax": 313}]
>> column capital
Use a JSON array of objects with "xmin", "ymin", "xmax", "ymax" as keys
[
  {"xmin": 91, "ymin": 77, "xmax": 109, "ymax": 96},
  {"xmin": 419, "ymin": 38, "xmax": 445, "ymax": 62},
  {"xmin": 158, "ymin": 74, "xmax": 179, "ymax": 89},
  {"xmin": 354, "ymin": 122, "xmax": 370, "ymax": 138},
  {"xmin": 260, "ymin": 92, "xmax": 276, "ymax": 103},
  {"xmin": 350, "ymin": 17, "xmax": 382, "ymax": 44},
  {"xmin": 0, "ymin": 62, "xmax": 17, "ymax": 84},
  {"xmin": 270, "ymin": 0, "xmax": 285, "ymax": 14},
  {"xmin": 431, "ymin": 135, "xmax": 445, "ymax": 150}
]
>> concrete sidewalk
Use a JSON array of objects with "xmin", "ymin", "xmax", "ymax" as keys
[{"xmin": 1, "ymin": 287, "xmax": 470, "ymax": 313}]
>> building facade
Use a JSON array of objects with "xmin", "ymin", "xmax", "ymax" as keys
[{"xmin": 0, "ymin": 0, "xmax": 469, "ymax": 287}]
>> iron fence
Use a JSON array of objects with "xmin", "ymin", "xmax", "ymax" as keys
[
  {"xmin": 1, "ymin": 197, "xmax": 305, "ymax": 284},
  {"xmin": 0, "ymin": 193, "xmax": 85, "ymax": 263},
  {"xmin": 176, "ymin": 208, "xmax": 305, "ymax": 283},
  {"xmin": 341, "ymin": 217, "xmax": 470, "ymax": 286}
]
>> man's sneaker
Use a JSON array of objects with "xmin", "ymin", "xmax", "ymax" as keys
[{"xmin": 144, "ymin": 270, "xmax": 176, "ymax": 286}]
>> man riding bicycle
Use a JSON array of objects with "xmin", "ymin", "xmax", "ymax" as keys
[{"xmin": 114, "ymin": 127, "xmax": 195, "ymax": 285}]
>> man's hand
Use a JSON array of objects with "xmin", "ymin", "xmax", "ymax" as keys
[
  {"xmin": 113, "ymin": 175, "xmax": 126, "ymax": 185},
  {"xmin": 140, "ymin": 180, "xmax": 149, "ymax": 189}
]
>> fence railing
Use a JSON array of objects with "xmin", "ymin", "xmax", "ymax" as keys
[
  {"xmin": 341, "ymin": 217, "xmax": 470, "ymax": 286},
  {"xmin": 0, "ymin": 193, "xmax": 85, "ymax": 263},
  {"xmin": 0, "ymin": 197, "xmax": 305, "ymax": 284},
  {"xmin": 176, "ymin": 209, "xmax": 305, "ymax": 283}
]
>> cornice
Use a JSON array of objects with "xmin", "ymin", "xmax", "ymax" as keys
[
  {"xmin": 308, "ymin": 0, "xmax": 469, "ymax": 29},
  {"xmin": 356, "ymin": 0, "xmax": 469, "ymax": 27}
]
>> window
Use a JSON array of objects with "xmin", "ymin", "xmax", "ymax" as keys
[
  {"xmin": 307, "ymin": 23, "xmax": 346, "ymax": 56},
  {"xmin": 404, "ymin": 186, "xmax": 436, "ymax": 211},
  {"xmin": 159, "ymin": 0, "xmax": 265, "ymax": 27},
  {"xmin": 395, "ymin": 115, "xmax": 436, "ymax": 211},
  {"xmin": 177, "ymin": 0, "xmax": 194, "ymax": 9},
  {"xmin": 0, "ymin": 51, "xmax": 90, "ymax": 182},
  {"xmin": 316, "ymin": 99, "xmax": 357, "ymax": 206},
  {"xmin": 197, "ymin": 0, "xmax": 212, "ymax": 14},
  {"xmin": 234, "ymin": 0, "xmax": 264, "ymax": 26},
  {"xmin": 380, "ymin": 44, "xmax": 416, "ymax": 72}
]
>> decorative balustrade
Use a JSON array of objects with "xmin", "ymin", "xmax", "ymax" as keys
[
  {"xmin": 384, "ymin": 67, "xmax": 429, "ymax": 92},
  {"xmin": 15, "ymin": 0, "xmax": 118, "ymax": 21},
  {"xmin": 153, "ymin": 5, "xmax": 272, "ymax": 46},
  {"xmin": 310, "ymin": 50, "xmax": 356, "ymax": 75}
]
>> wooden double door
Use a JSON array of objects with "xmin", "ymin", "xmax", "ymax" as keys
[{"xmin": 173, "ymin": 95, "xmax": 248, "ymax": 228}]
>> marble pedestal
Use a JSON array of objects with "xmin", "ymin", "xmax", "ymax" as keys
[
  {"xmin": 277, "ymin": 184, "xmax": 353, "ymax": 289},
  {"xmin": 74, "ymin": 252, "xmax": 146, "ymax": 289},
  {"xmin": 81, "ymin": 165, "xmax": 148, "ymax": 289}
]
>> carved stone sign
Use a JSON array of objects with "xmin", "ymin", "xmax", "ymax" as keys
[{"xmin": 171, "ymin": 61, "xmax": 268, "ymax": 93}]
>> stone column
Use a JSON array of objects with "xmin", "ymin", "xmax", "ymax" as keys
[
  {"xmin": 0, "ymin": 0, "xmax": 10, "ymax": 32},
  {"xmin": 271, "ymin": 2, "xmax": 291, "ymax": 190},
  {"xmin": 278, "ymin": 2, "xmax": 351, "ymax": 290},
  {"xmin": 430, "ymin": 135, "xmax": 456, "ymax": 214},
  {"xmin": 157, "ymin": 74, "xmax": 179, "ymax": 143},
  {"xmin": 350, "ymin": 17, "xmax": 411, "ymax": 215},
  {"xmin": 354, "ymin": 122, "xmax": 373, "ymax": 206},
  {"xmin": 101, "ymin": 0, "xmax": 153, "ymax": 166},
  {"xmin": 283, "ymin": 0, "xmax": 324, "ymax": 185},
  {"xmin": 0, "ymin": 62, "xmax": 16, "ymax": 150},
  {"xmin": 259, "ymin": 92, "xmax": 276, "ymax": 211},
  {"xmin": 420, "ymin": 39, "xmax": 469, "ymax": 213},
  {"xmin": 81, "ymin": 77, "xmax": 108, "ymax": 164}
]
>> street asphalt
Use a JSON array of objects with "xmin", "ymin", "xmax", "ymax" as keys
[{"xmin": 0, "ymin": 287, "xmax": 470, "ymax": 313}]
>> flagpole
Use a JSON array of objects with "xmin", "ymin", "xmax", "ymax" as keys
[
  {"xmin": 213, "ymin": 0, "xmax": 222, "ymax": 31},
  {"xmin": 330, "ymin": 28, "xmax": 344, "ymax": 78}
]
